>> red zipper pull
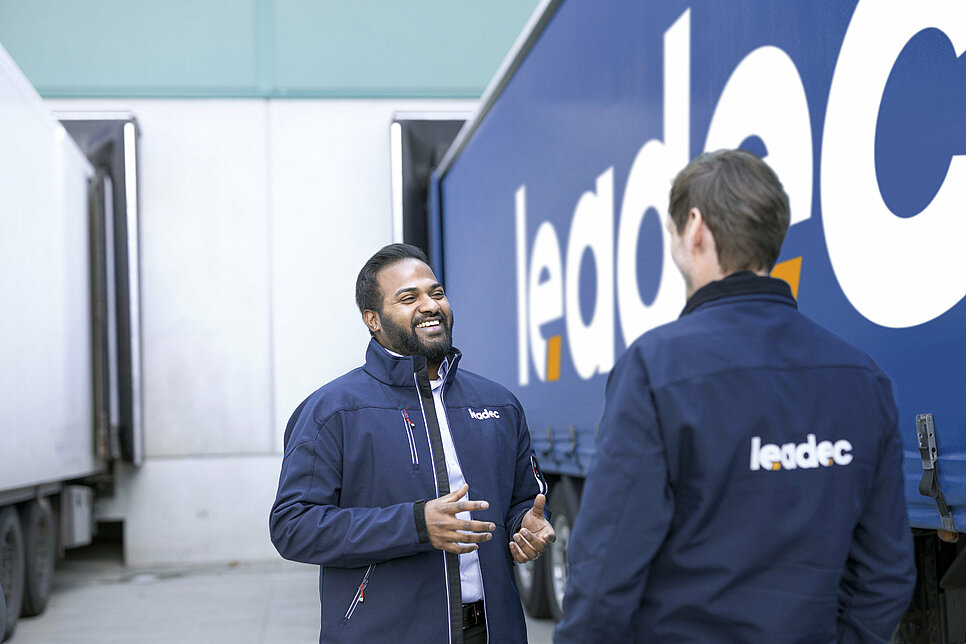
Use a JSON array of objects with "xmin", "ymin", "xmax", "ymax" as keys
[{"xmin": 359, "ymin": 582, "xmax": 366, "ymax": 602}]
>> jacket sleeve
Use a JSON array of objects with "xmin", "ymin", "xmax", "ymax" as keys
[
  {"xmin": 269, "ymin": 404, "xmax": 435, "ymax": 568},
  {"xmin": 554, "ymin": 347, "xmax": 674, "ymax": 643},
  {"xmin": 505, "ymin": 402, "xmax": 550, "ymax": 536},
  {"xmin": 837, "ymin": 389, "xmax": 916, "ymax": 643}
]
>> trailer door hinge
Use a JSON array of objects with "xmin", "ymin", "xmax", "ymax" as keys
[
  {"xmin": 564, "ymin": 425, "xmax": 582, "ymax": 471},
  {"xmin": 542, "ymin": 426, "xmax": 557, "ymax": 463},
  {"xmin": 916, "ymin": 413, "xmax": 956, "ymax": 534}
]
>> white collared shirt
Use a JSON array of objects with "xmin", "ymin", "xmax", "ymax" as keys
[{"xmin": 384, "ymin": 348, "xmax": 484, "ymax": 602}]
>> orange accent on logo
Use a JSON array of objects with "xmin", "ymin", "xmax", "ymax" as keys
[
  {"xmin": 771, "ymin": 256, "xmax": 802, "ymax": 299},
  {"xmin": 771, "ymin": 462, "xmax": 782, "ymax": 471},
  {"xmin": 546, "ymin": 335, "xmax": 562, "ymax": 382}
]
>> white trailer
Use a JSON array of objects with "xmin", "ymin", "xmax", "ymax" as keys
[{"xmin": 0, "ymin": 43, "xmax": 140, "ymax": 642}]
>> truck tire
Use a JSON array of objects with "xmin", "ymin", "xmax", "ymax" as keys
[
  {"xmin": 545, "ymin": 477, "xmax": 579, "ymax": 622},
  {"xmin": 0, "ymin": 507, "xmax": 24, "ymax": 642},
  {"xmin": 514, "ymin": 553, "xmax": 550, "ymax": 618},
  {"xmin": 19, "ymin": 498, "xmax": 55, "ymax": 617},
  {"xmin": 0, "ymin": 572, "xmax": 6, "ymax": 644}
]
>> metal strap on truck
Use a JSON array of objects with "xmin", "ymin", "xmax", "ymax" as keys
[{"xmin": 916, "ymin": 414, "xmax": 956, "ymax": 534}]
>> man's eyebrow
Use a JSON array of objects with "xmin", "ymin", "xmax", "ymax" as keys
[
  {"xmin": 393, "ymin": 283, "xmax": 444, "ymax": 298},
  {"xmin": 393, "ymin": 286, "xmax": 419, "ymax": 298}
]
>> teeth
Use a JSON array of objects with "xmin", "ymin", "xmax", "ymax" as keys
[{"xmin": 417, "ymin": 320, "xmax": 440, "ymax": 329}]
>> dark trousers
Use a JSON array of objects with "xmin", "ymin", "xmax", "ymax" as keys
[{"xmin": 463, "ymin": 622, "xmax": 486, "ymax": 644}]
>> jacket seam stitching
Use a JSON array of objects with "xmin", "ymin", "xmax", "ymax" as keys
[{"xmin": 652, "ymin": 363, "xmax": 883, "ymax": 393}]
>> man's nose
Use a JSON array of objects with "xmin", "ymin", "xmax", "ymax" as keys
[{"xmin": 418, "ymin": 294, "xmax": 441, "ymax": 313}]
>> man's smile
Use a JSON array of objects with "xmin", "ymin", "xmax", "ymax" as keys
[{"xmin": 415, "ymin": 317, "xmax": 444, "ymax": 334}]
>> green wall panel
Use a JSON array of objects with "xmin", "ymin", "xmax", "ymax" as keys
[
  {"xmin": 0, "ymin": 0, "xmax": 540, "ymax": 97},
  {"xmin": 272, "ymin": 0, "xmax": 539, "ymax": 97},
  {"xmin": 0, "ymin": 0, "xmax": 258, "ymax": 94}
]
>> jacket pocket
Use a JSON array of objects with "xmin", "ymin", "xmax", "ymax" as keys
[
  {"xmin": 399, "ymin": 408, "xmax": 419, "ymax": 470},
  {"xmin": 343, "ymin": 564, "xmax": 375, "ymax": 622}
]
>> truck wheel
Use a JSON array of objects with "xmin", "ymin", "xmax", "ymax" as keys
[
  {"xmin": 0, "ymin": 572, "xmax": 5, "ymax": 643},
  {"xmin": 0, "ymin": 507, "xmax": 24, "ymax": 642},
  {"xmin": 545, "ymin": 478, "xmax": 579, "ymax": 622},
  {"xmin": 20, "ymin": 498, "xmax": 55, "ymax": 617},
  {"xmin": 514, "ymin": 553, "xmax": 550, "ymax": 618}
]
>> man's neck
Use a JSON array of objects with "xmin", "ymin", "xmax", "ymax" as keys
[{"xmin": 686, "ymin": 267, "xmax": 768, "ymax": 298}]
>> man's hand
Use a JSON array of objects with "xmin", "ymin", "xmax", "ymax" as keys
[
  {"xmin": 424, "ymin": 484, "xmax": 495, "ymax": 554},
  {"xmin": 510, "ymin": 494, "xmax": 556, "ymax": 563}
]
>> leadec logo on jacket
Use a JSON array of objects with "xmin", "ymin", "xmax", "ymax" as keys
[
  {"xmin": 751, "ymin": 434, "xmax": 853, "ymax": 471},
  {"xmin": 468, "ymin": 408, "xmax": 501, "ymax": 420}
]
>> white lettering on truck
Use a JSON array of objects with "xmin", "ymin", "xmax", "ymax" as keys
[
  {"xmin": 822, "ymin": 1, "xmax": 966, "ymax": 328},
  {"xmin": 515, "ymin": 1, "xmax": 965, "ymax": 386}
]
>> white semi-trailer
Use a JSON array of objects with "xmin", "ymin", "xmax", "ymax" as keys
[{"xmin": 0, "ymin": 44, "xmax": 140, "ymax": 642}]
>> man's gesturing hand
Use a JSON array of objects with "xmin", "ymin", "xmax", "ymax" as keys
[
  {"xmin": 424, "ymin": 484, "xmax": 495, "ymax": 554},
  {"xmin": 510, "ymin": 494, "xmax": 556, "ymax": 564}
]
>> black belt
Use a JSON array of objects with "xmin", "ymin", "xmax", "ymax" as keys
[{"xmin": 462, "ymin": 600, "xmax": 485, "ymax": 629}]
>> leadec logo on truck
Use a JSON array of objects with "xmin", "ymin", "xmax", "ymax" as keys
[{"xmin": 513, "ymin": 3, "xmax": 966, "ymax": 388}]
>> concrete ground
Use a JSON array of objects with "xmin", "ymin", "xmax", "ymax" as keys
[{"xmin": 10, "ymin": 542, "xmax": 556, "ymax": 643}]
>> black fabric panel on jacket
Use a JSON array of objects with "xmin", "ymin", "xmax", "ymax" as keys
[{"xmin": 415, "ymin": 364, "xmax": 464, "ymax": 644}]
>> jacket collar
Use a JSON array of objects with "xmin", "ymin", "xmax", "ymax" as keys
[
  {"xmin": 362, "ymin": 338, "xmax": 463, "ymax": 387},
  {"xmin": 680, "ymin": 271, "xmax": 796, "ymax": 317}
]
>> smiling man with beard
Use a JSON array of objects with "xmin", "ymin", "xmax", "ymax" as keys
[{"xmin": 271, "ymin": 243, "xmax": 553, "ymax": 644}]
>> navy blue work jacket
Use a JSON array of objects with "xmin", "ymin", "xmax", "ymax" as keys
[
  {"xmin": 556, "ymin": 273, "xmax": 915, "ymax": 643},
  {"xmin": 270, "ymin": 340, "xmax": 547, "ymax": 643}
]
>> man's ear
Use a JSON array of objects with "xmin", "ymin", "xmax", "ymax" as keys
[
  {"xmin": 688, "ymin": 207, "xmax": 721, "ymax": 265},
  {"xmin": 685, "ymin": 207, "xmax": 705, "ymax": 248},
  {"xmin": 363, "ymin": 309, "xmax": 380, "ymax": 335}
]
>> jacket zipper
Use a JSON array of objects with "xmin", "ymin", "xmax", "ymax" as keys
[
  {"xmin": 398, "ymin": 407, "xmax": 419, "ymax": 469},
  {"xmin": 413, "ymin": 372, "xmax": 454, "ymax": 644},
  {"xmin": 344, "ymin": 564, "xmax": 374, "ymax": 621},
  {"xmin": 439, "ymin": 380, "xmax": 490, "ymax": 641}
]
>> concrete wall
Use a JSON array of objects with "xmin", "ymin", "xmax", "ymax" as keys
[{"xmin": 51, "ymin": 97, "xmax": 475, "ymax": 564}]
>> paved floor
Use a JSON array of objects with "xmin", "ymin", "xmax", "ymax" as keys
[{"xmin": 10, "ymin": 543, "xmax": 556, "ymax": 643}]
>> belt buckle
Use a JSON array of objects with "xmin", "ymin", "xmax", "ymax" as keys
[{"xmin": 462, "ymin": 601, "xmax": 482, "ymax": 629}]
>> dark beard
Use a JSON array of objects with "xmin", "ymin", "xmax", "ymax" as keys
[{"xmin": 380, "ymin": 310, "xmax": 454, "ymax": 364}]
